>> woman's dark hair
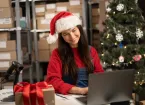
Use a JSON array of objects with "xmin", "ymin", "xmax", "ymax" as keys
[{"xmin": 58, "ymin": 25, "xmax": 93, "ymax": 82}]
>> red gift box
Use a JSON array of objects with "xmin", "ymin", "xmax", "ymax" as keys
[{"xmin": 14, "ymin": 81, "xmax": 55, "ymax": 105}]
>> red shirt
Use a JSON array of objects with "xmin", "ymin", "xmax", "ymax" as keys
[{"xmin": 45, "ymin": 46, "xmax": 104, "ymax": 94}]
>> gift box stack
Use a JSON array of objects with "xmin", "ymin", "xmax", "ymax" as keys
[{"xmin": 14, "ymin": 81, "xmax": 55, "ymax": 105}]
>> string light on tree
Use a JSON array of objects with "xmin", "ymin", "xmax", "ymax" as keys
[
  {"xmin": 107, "ymin": 34, "xmax": 110, "ymax": 38},
  {"xmin": 106, "ymin": 7, "xmax": 111, "ymax": 12},
  {"xmin": 116, "ymin": 4, "xmax": 124, "ymax": 11}
]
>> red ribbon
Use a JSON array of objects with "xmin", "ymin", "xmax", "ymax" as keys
[{"xmin": 14, "ymin": 81, "xmax": 51, "ymax": 105}]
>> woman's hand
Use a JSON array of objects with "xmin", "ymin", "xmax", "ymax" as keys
[{"xmin": 69, "ymin": 86, "xmax": 88, "ymax": 95}]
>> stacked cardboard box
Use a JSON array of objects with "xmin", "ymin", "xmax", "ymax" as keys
[
  {"xmin": 92, "ymin": 8, "xmax": 100, "ymax": 29},
  {"xmin": 0, "ymin": 0, "xmax": 14, "ymax": 28},
  {"xmin": 68, "ymin": 0, "xmax": 83, "ymax": 17},
  {"xmin": 36, "ymin": 3, "xmax": 56, "ymax": 30},
  {"xmin": 0, "ymin": 32, "xmax": 16, "ymax": 70},
  {"xmin": 37, "ymin": 33, "xmax": 58, "ymax": 62},
  {"xmin": 56, "ymin": 2, "xmax": 69, "ymax": 13}
]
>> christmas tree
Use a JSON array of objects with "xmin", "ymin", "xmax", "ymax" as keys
[{"xmin": 100, "ymin": 0, "xmax": 145, "ymax": 95}]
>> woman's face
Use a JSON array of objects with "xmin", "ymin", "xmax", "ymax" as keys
[{"xmin": 61, "ymin": 26, "xmax": 80, "ymax": 48}]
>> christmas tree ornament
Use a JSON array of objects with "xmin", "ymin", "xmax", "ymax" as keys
[
  {"xmin": 116, "ymin": 33, "xmax": 123, "ymax": 42},
  {"xmin": 119, "ymin": 55, "xmax": 124, "ymax": 62},
  {"xmin": 119, "ymin": 42, "xmax": 123, "ymax": 48},
  {"xmin": 136, "ymin": 28, "xmax": 143, "ymax": 38},
  {"xmin": 116, "ymin": 4, "xmax": 124, "ymax": 11},
  {"xmin": 106, "ymin": 7, "xmax": 111, "ymax": 12},
  {"xmin": 133, "ymin": 54, "xmax": 142, "ymax": 61}
]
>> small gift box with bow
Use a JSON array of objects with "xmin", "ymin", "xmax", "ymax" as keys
[{"xmin": 14, "ymin": 81, "xmax": 55, "ymax": 105}]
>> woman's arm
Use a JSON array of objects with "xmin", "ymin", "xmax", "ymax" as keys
[
  {"xmin": 69, "ymin": 87, "xmax": 88, "ymax": 95},
  {"xmin": 45, "ymin": 49, "xmax": 74, "ymax": 94}
]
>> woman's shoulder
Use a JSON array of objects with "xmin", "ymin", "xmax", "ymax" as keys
[
  {"xmin": 89, "ymin": 45, "xmax": 97, "ymax": 52},
  {"xmin": 89, "ymin": 45, "xmax": 99, "ymax": 56},
  {"xmin": 51, "ymin": 48, "xmax": 59, "ymax": 56}
]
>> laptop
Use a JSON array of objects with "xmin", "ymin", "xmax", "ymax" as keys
[{"xmin": 76, "ymin": 69, "xmax": 135, "ymax": 105}]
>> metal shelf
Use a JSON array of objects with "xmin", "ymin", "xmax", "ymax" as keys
[
  {"xmin": 0, "ymin": 28, "xmax": 30, "ymax": 32},
  {"xmin": 31, "ymin": 29, "xmax": 50, "ymax": 33},
  {"xmin": 12, "ymin": 0, "xmax": 54, "ymax": 3}
]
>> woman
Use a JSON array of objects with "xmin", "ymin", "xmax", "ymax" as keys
[{"xmin": 45, "ymin": 11, "xmax": 104, "ymax": 95}]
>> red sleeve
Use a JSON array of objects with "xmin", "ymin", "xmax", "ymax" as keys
[
  {"xmin": 90, "ymin": 46, "xmax": 104, "ymax": 73},
  {"xmin": 45, "ymin": 49, "xmax": 74, "ymax": 94}
]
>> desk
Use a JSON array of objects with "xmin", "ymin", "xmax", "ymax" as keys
[
  {"xmin": 0, "ymin": 94, "xmax": 85, "ymax": 105},
  {"xmin": 0, "ymin": 89, "xmax": 144, "ymax": 105}
]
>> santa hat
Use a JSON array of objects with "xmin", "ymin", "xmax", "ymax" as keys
[{"xmin": 46, "ymin": 11, "xmax": 82, "ymax": 44}]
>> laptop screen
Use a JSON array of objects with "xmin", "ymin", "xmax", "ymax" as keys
[{"xmin": 87, "ymin": 69, "xmax": 135, "ymax": 105}]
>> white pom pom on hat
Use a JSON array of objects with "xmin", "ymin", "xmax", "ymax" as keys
[{"xmin": 46, "ymin": 11, "xmax": 82, "ymax": 44}]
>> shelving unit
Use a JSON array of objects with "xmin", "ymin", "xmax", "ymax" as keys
[
  {"xmin": 88, "ymin": 0, "xmax": 106, "ymax": 52},
  {"xmin": 0, "ymin": 0, "xmax": 90, "ymax": 82},
  {"xmin": 0, "ymin": 0, "xmax": 33, "ymax": 83}
]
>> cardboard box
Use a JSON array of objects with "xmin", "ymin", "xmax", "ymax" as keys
[
  {"xmin": 68, "ymin": 5, "xmax": 82, "ymax": 10},
  {"xmin": 56, "ymin": 2, "xmax": 69, "ymax": 7},
  {"xmin": 0, "ymin": 18, "xmax": 14, "ymax": 28},
  {"xmin": 69, "ymin": 0, "xmax": 81, "ymax": 6},
  {"xmin": 45, "ymin": 12, "xmax": 56, "ymax": 19},
  {"xmin": 0, "ymin": 61, "xmax": 11, "ymax": 70},
  {"xmin": 15, "ymin": 85, "xmax": 55, "ymax": 105},
  {"xmin": 37, "ymin": 17, "xmax": 50, "ymax": 29},
  {"xmin": 0, "ymin": 0, "xmax": 11, "ymax": 7},
  {"xmin": 0, "ymin": 7, "xmax": 13, "ymax": 18},
  {"xmin": 92, "ymin": 16, "xmax": 100, "ymax": 24},
  {"xmin": 0, "ymin": 51, "xmax": 16, "ymax": 61},
  {"xmin": 69, "ymin": 8, "xmax": 82, "ymax": 17},
  {"xmin": 92, "ymin": 23, "xmax": 99, "ymax": 29},
  {"xmin": 92, "ymin": 8, "xmax": 100, "ymax": 16},
  {"xmin": 38, "ymin": 50, "xmax": 50, "ymax": 61},
  {"xmin": 46, "ymin": 9, "xmax": 56, "ymax": 13},
  {"xmin": 56, "ymin": 7, "xmax": 68, "ymax": 12},
  {"xmin": 38, "ymin": 39, "xmax": 50, "ymax": 50},
  {"xmin": 0, "ymin": 40, "xmax": 16, "ymax": 51},
  {"xmin": 0, "ymin": 32, "xmax": 10, "ymax": 40},
  {"xmin": 56, "ymin": 2, "xmax": 69, "ymax": 12},
  {"xmin": 46, "ymin": 3, "xmax": 56, "ymax": 10},
  {"xmin": 35, "ymin": 4, "xmax": 46, "ymax": 17}
]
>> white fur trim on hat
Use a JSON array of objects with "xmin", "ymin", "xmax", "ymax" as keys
[
  {"xmin": 46, "ymin": 33, "xmax": 58, "ymax": 44},
  {"xmin": 56, "ymin": 15, "xmax": 82, "ymax": 33}
]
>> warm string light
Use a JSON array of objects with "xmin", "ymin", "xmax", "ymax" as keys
[
  {"xmin": 107, "ymin": 34, "xmax": 110, "ymax": 38},
  {"xmin": 124, "ymin": 46, "xmax": 127, "ymax": 49},
  {"xmin": 101, "ymin": 54, "xmax": 104, "ymax": 56}
]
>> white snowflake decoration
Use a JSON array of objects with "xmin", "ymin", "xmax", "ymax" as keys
[
  {"xmin": 119, "ymin": 56, "xmax": 124, "ymax": 62},
  {"xmin": 116, "ymin": 4, "xmax": 124, "ymax": 11},
  {"xmin": 116, "ymin": 33, "xmax": 123, "ymax": 42},
  {"xmin": 136, "ymin": 28, "xmax": 143, "ymax": 38},
  {"xmin": 106, "ymin": 7, "xmax": 111, "ymax": 12}
]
